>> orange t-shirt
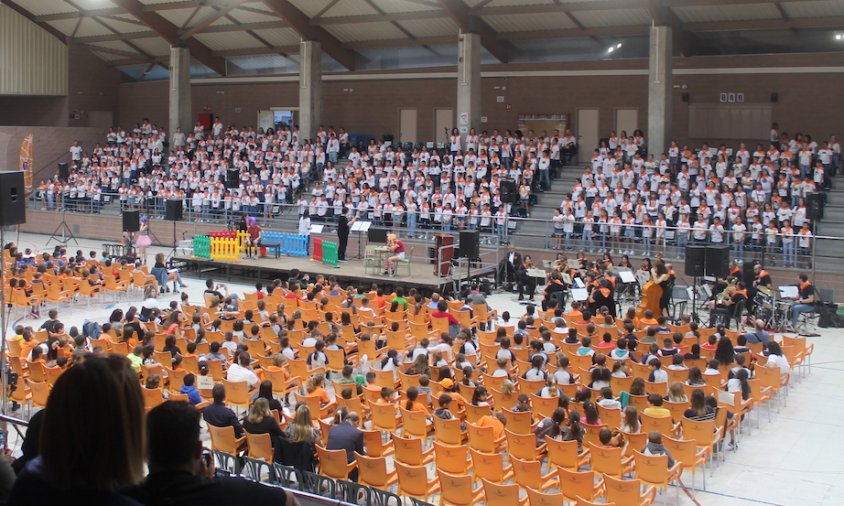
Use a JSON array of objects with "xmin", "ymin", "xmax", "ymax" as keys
[
  {"xmin": 312, "ymin": 386, "xmax": 331, "ymax": 405},
  {"xmin": 477, "ymin": 414, "xmax": 504, "ymax": 439}
]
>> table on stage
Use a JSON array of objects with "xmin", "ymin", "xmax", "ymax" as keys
[{"xmin": 365, "ymin": 245, "xmax": 392, "ymax": 274}]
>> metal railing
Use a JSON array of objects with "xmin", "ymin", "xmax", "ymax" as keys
[{"xmin": 26, "ymin": 191, "xmax": 844, "ymax": 274}]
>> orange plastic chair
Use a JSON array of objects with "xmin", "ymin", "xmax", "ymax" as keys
[
  {"xmin": 354, "ymin": 452, "xmax": 397, "ymax": 489},
  {"xmin": 596, "ymin": 405, "xmax": 622, "ymax": 429},
  {"xmin": 679, "ymin": 417, "xmax": 721, "ymax": 464},
  {"xmin": 361, "ymin": 429, "xmax": 395, "ymax": 458},
  {"xmin": 432, "ymin": 415, "xmax": 465, "ymax": 446},
  {"xmin": 223, "ymin": 379, "xmax": 251, "ymax": 415},
  {"xmin": 481, "ymin": 479, "xmax": 527, "ymax": 506},
  {"xmin": 525, "ymin": 488, "xmax": 565, "ymax": 506},
  {"xmin": 502, "ymin": 408, "xmax": 534, "ymax": 434},
  {"xmin": 510, "ymin": 455, "xmax": 557, "ymax": 491},
  {"xmin": 469, "ymin": 448, "xmax": 513, "ymax": 484},
  {"xmin": 556, "ymin": 468, "xmax": 602, "ymax": 504},
  {"xmin": 207, "ymin": 424, "xmax": 245, "ymax": 455},
  {"xmin": 400, "ymin": 407, "xmax": 431, "ymax": 438},
  {"xmin": 463, "ymin": 403, "xmax": 491, "ymax": 424},
  {"xmin": 30, "ymin": 380, "xmax": 50, "ymax": 411},
  {"xmin": 245, "ymin": 431, "xmax": 274, "ymax": 462},
  {"xmin": 641, "ymin": 412, "xmax": 679, "ymax": 437},
  {"xmin": 602, "ymin": 474, "xmax": 657, "ymax": 505},
  {"xmin": 505, "ymin": 429, "xmax": 545, "ymax": 461},
  {"xmin": 142, "ymin": 386, "xmax": 165, "ymax": 411},
  {"xmin": 315, "ymin": 444, "xmax": 356, "ymax": 480},
  {"xmin": 392, "ymin": 433, "xmax": 433, "ymax": 466},
  {"xmin": 433, "ymin": 441, "xmax": 472, "ymax": 474},
  {"xmin": 586, "ymin": 442, "xmax": 634, "ymax": 478},
  {"xmin": 545, "ymin": 437, "xmax": 589, "ymax": 471},
  {"xmin": 395, "ymin": 461, "xmax": 440, "ymax": 502},
  {"xmin": 663, "ymin": 435, "xmax": 709, "ymax": 492},
  {"xmin": 370, "ymin": 401, "xmax": 401, "ymax": 432},
  {"xmin": 466, "ymin": 422, "xmax": 505, "ymax": 453},
  {"xmin": 437, "ymin": 470, "xmax": 484, "ymax": 506},
  {"xmin": 632, "ymin": 450, "xmax": 683, "ymax": 497}
]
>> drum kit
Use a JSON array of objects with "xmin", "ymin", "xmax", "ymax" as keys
[{"xmin": 754, "ymin": 286, "xmax": 795, "ymax": 332}]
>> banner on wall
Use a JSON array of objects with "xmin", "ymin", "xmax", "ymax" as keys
[{"xmin": 19, "ymin": 134, "xmax": 33, "ymax": 195}]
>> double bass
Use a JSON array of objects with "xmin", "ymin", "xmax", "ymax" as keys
[{"xmin": 636, "ymin": 274, "xmax": 663, "ymax": 319}]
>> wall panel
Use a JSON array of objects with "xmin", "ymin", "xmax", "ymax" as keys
[{"xmin": 0, "ymin": 5, "xmax": 68, "ymax": 96}]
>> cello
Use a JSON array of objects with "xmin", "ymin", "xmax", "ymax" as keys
[{"xmin": 636, "ymin": 277, "xmax": 663, "ymax": 320}]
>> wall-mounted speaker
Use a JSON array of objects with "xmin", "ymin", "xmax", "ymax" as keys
[
  {"xmin": 681, "ymin": 93, "xmax": 690, "ymax": 103},
  {"xmin": 770, "ymin": 92, "xmax": 779, "ymax": 103},
  {"xmin": 58, "ymin": 162, "xmax": 69, "ymax": 181}
]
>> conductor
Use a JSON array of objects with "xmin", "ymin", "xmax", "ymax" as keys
[{"xmin": 336, "ymin": 209, "xmax": 356, "ymax": 262}]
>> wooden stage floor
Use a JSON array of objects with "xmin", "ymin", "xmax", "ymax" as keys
[{"xmin": 173, "ymin": 255, "xmax": 496, "ymax": 294}]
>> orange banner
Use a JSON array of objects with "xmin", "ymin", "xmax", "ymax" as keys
[{"xmin": 19, "ymin": 134, "xmax": 33, "ymax": 195}]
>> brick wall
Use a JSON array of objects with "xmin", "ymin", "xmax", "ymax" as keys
[{"xmin": 116, "ymin": 51, "xmax": 844, "ymax": 146}]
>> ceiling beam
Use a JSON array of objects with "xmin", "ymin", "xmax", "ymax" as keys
[
  {"xmin": 72, "ymin": 20, "xmax": 288, "ymax": 43},
  {"xmin": 260, "ymin": 0, "xmax": 357, "ymax": 70},
  {"xmin": 502, "ymin": 25, "xmax": 650, "ymax": 41},
  {"xmin": 684, "ymin": 16, "xmax": 844, "ymax": 32},
  {"xmin": 313, "ymin": 10, "xmax": 444, "ymax": 25},
  {"xmin": 214, "ymin": 45, "xmax": 300, "ymax": 57},
  {"xmin": 346, "ymin": 36, "xmax": 456, "ymax": 49},
  {"xmin": 664, "ymin": 0, "xmax": 815, "ymax": 6},
  {"xmin": 78, "ymin": 44, "xmax": 143, "ymax": 58},
  {"xmin": 180, "ymin": 0, "xmax": 248, "ymax": 40},
  {"xmin": 111, "ymin": 0, "xmax": 229, "ymax": 75},
  {"xmin": 471, "ymin": 0, "xmax": 646, "ymax": 16},
  {"xmin": 4, "ymin": 0, "xmax": 68, "ymax": 42},
  {"xmin": 437, "ymin": 0, "xmax": 510, "ymax": 63}
]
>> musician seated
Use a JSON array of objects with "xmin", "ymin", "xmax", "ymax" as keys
[
  {"xmin": 516, "ymin": 255, "xmax": 538, "ymax": 301},
  {"xmin": 708, "ymin": 281, "xmax": 748, "ymax": 327},
  {"xmin": 790, "ymin": 273, "xmax": 816, "ymax": 328},
  {"xmin": 542, "ymin": 272, "xmax": 567, "ymax": 311},
  {"xmin": 588, "ymin": 279, "xmax": 616, "ymax": 318},
  {"xmin": 753, "ymin": 264, "xmax": 773, "ymax": 290}
]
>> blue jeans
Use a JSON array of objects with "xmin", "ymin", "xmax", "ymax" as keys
[
  {"xmin": 407, "ymin": 214, "xmax": 417, "ymax": 237},
  {"xmin": 676, "ymin": 234, "xmax": 688, "ymax": 257},
  {"xmin": 329, "ymin": 151, "xmax": 338, "ymax": 163},
  {"xmin": 792, "ymin": 303, "xmax": 814, "ymax": 327},
  {"xmin": 539, "ymin": 169, "xmax": 551, "ymax": 189},
  {"xmin": 496, "ymin": 224, "xmax": 506, "ymax": 241},
  {"xmin": 783, "ymin": 242, "xmax": 795, "ymax": 266},
  {"xmin": 583, "ymin": 231, "xmax": 593, "ymax": 250}
]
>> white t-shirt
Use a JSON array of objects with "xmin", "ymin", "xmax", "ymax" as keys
[{"xmin": 227, "ymin": 363, "xmax": 259, "ymax": 387}]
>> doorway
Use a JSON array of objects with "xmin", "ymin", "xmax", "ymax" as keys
[
  {"xmin": 434, "ymin": 108, "xmax": 454, "ymax": 145},
  {"xmin": 615, "ymin": 108, "xmax": 639, "ymax": 138},
  {"xmin": 577, "ymin": 108, "xmax": 599, "ymax": 163},
  {"xmin": 399, "ymin": 108, "xmax": 418, "ymax": 144},
  {"xmin": 258, "ymin": 109, "xmax": 297, "ymax": 131}
]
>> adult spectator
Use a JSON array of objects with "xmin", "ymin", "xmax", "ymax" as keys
[
  {"xmin": 743, "ymin": 319, "xmax": 771, "ymax": 345},
  {"xmin": 202, "ymin": 384, "xmax": 244, "ymax": 437},
  {"xmin": 326, "ymin": 411, "xmax": 365, "ymax": 482},
  {"xmin": 9, "ymin": 355, "xmax": 145, "ymax": 505},
  {"xmin": 226, "ymin": 352, "xmax": 259, "ymax": 388},
  {"xmin": 127, "ymin": 401, "xmax": 298, "ymax": 506}
]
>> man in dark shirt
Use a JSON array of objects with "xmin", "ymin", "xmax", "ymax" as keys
[
  {"xmin": 40, "ymin": 309, "xmax": 60, "ymax": 333},
  {"xmin": 326, "ymin": 411, "xmax": 365, "ymax": 481},
  {"xmin": 202, "ymin": 384, "xmax": 244, "ymax": 437},
  {"xmin": 128, "ymin": 401, "xmax": 298, "ymax": 506}
]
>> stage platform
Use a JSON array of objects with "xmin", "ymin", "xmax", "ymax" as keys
[{"xmin": 172, "ymin": 255, "xmax": 496, "ymax": 295}]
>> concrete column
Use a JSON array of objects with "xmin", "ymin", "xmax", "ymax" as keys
[
  {"xmin": 647, "ymin": 26, "xmax": 672, "ymax": 157},
  {"xmin": 169, "ymin": 46, "xmax": 192, "ymax": 137},
  {"xmin": 457, "ymin": 31, "xmax": 481, "ymax": 138},
  {"xmin": 299, "ymin": 40, "xmax": 322, "ymax": 141}
]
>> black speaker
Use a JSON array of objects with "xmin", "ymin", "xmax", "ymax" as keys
[
  {"xmin": 0, "ymin": 172, "xmax": 26, "ymax": 226},
  {"xmin": 681, "ymin": 93, "xmax": 690, "ymax": 103},
  {"xmin": 807, "ymin": 192, "xmax": 824, "ymax": 221},
  {"xmin": 500, "ymin": 179, "xmax": 517, "ymax": 204},
  {"xmin": 459, "ymin": 230, "xmax": 479, "ymax": 259},
  {"xmin": 122, "ymin": 210, "xmax": 140, "ymax": 232},
  {"xmin": 685, "ymin": 245, "xmax": 705, "ymax": 277},
  {"xmin": 367, "ymin": 228, "xmax": 387, "ymax": 244},
  {"xmin": 770, "ymin": 92, "xmax": 779, "ymax": 103},
  {"xmin": 58, "ymin": 162, "xmax": 69, "ymax": 181},
  {"xmin": 225, "ymin": 169, "xmax": 240, "ymax": 189},
  {"xmin": 165, "ymin": 199, "xmax": 184, "ymax": 221},
  {"xmin": 705, "ymin": 246, "xmax": 729, "ymax": 278}
]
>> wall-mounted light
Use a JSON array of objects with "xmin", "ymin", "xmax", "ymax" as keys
[{"xmin": 836, "ymin": 34, "xmax": 843, "ymax": 41}]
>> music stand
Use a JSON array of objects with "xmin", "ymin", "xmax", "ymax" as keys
[
  {"xmin": 351, "ymin": 221, "xmax": 371, "ymax": 260},
  {"xmin": 46, "ymin": 208, "xmax": 77, "ymax": 245}
]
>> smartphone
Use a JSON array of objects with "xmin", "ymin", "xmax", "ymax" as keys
[{"xmin": 0, "ymin": 430, "xmax": 8, "ymax": 450}]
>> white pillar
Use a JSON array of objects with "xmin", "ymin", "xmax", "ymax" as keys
[
  {"xmin": 169, "ymin": 46, "xmax": 192, "ymax": 137},
  {"xmin": 299, "ymin": 40, "xmax": 322, "ymax": 141},
  {"xmin": 457, "ymin": 31, "xmax": 481, "ymax": 138},
  {"xmin": 647, "ymin": 26, "xmax": 672, "ymax": 157}
]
